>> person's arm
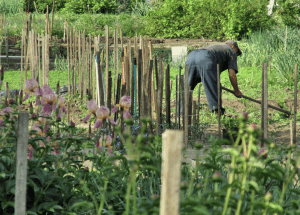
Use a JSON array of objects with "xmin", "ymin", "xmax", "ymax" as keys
[{"xmin": 228, "ymin": 68, "xmax": 240, "ymax": 92}]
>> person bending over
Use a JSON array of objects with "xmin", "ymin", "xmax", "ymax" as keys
[{"xmin": 185, "ymin": 40, "xmax": 243, "ymax": 115}]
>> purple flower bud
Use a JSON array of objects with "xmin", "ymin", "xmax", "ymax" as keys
[
  {"xmin": 238, "ymin": 111, "xmax": 248, "ymax": 121},
  {"xmin": 150, "ymin": 194, "xmax": 158, "ymax": 201},
  {"xmin": 212, "ymin": 171, "xmax": 222, "ymax": 181},
  {"xmin": 29, "ymin": 102, "xmax": 33, "ymax": 114},
  {"xmin": 196, "ymin": 183, "xmax": 203, "ymax": 189},
  {"xmin": 265, "ymin": 192, "xmax": 272, "ymax": 201},
  {"xmin": 19, "ymin": 90, "xmax": 23, "ymax": 105},
  {"xmin": 89, "ymin": 123, "xmax": 91, "ymax": 135},
  {"xmin": 248, "ymin": 123, "xmax": 257, "ymax": 134},
  {"xmin": 0, "ymin": 66, "xmax": 4, "ymax": 81},
  {"xmin": 180, "ymin": 181, "xmax": 187, "ymax": 189},
  {"xmin": 44, "ymin": 125, "xmax": 49, "ymax": 134},
  {"xmin": 56, "ymin": 81, "xmax": 60, "ymax": 95},
  {"xmin": 31, "ymin": 113, "xmax": 37, "ymax": 119},
  {"xmin": 15, "ymin": 92, "xmax": 18, "ymax": 104},
  {"xmin": 70, "ymin": 121, "xmax": 75, "ymax": 127},
  {"xmin": 56, "ymin": 116, "xmax": 61, "ymax": 122},
  {"xmin": 259, "ymin": 149, "xmax": 268, "ymax": 159},
  {"xmin": 56, "ymin": 129, "xmax": 60, "ymax": 137},
  {"xmin": 84, "ymin": 167, "xmax": 89, "ymax": 172},
  {"xmin": 95, "ymin": 140, "xmax": 99, "ymax": 148}
]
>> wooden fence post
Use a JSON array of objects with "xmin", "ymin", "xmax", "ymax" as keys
[
  {"xmin": 184, "ymin": 65, "xmax": 189, "ymax": 148},
  {"xmin": 165, "ymin": 64, "xmax": 170, "ymax": 127},
  {"xmin": 15, "ymin": 112, "xmax": 29, "ymax": 215},
  {"xmin": 261, "ymin": 63, "xmax": 268, "ymax": 147},
  {"xmin": 217, "ymin": 64, "xmax": 221, "ymax": 139},
  {"xmin": 293, "ymin": 64, "xmax": 298, "ymax": 145},
  {"xmin": 105, "ymin": 25, "xmax": 109, "ymax": 104},
  {"xmin": 160, "ymin": 130, "xmax": 183, "ymax": 215}
]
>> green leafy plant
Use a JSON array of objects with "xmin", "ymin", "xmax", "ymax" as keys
[{"xmin": 221, "ymin": 116, "xmax": 239, "ymax": 130}]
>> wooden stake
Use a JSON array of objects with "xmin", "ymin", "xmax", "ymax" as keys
[
  {"xmin": 67, "ymin": 101, "xmax": 70, "ymax": 122},
  {"xmin": 15, "ymin": 112, "xmax": 29, "ymax": 215},
  {"xmin": 165, "ymin": 64, "xmax": 170, "ymax": 127},
  {"xmin": 184, "ymin": 65, "xmax": 189, "ymax": 148},
  {"xmin": 67, "ymin": 24, "xmax": 70, "ymax": 94},
  {"xmin": 217, "ymin": 64, "xmax": 221, "ymax": 139},
  {"xmin": 42, "ymin": 34, "xmax": 45, "ymax": 86},
  {"xmin": 175, "ymin": 75, "xmax": 178, "ymax": 128},
  {"xmin": 120, "ymin": 29, "xmax": 123, "ymax": 54},
  {"xmin": 83, "ymin": 31, "xmax": 87, "ymax": 101},
  {"xmin": 193, "ymin": 100, "xmax": 197, "ymax": 125},
  {"xmin": 293, "ymin": 64, "xmax": 298, "ymax": 145},
  {"xmin": 131, "ymin": 57, "xmax": 135, "ymax": 116},
  {"xmin": 148, "ymin": 60, "xmax": 153, "ymax": 118},
  {"xmin": 160, "ymin": 60, "xmax": 164, "ymax": 122},
  {"xmin": 51, "ymin": 0, "xmax": 55, "ymax": 39},
  {"xmin": 114, "ymin": 29, "xmax": 117, "ymax": 99},
  {"xmin": 78, "ymin": 30, "xmax": 81, "ymax": 96},
  {"xmin": 45, "ymin": 34, "xmax": 49, "ymax": 86},
  {"xmin": 73, "ymin": 27, "xmax": 76, "ymax": 95},
  {"xmin": 160, "ymin": 130, "xmax": 183, "ymax": 215},
  {"xmin": 261, "ymin": 63, "xmax": 268, "ymax": 147},
  {"xmin": 105, "ymin": 25, "xmax": 109, "ymax": 104},
  {"xmin": 20, "ymin": 29, "xmax": 24, "ymax": 91},
  {"xmin": 138, "ymin": 49, "xmax": 142, "ymax": 123},
  {"xmin": 38, "ymin": 34, "xmax": 41, "ymax": 85}
]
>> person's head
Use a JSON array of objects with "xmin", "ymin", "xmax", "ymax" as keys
[{"xmin": 225, "ymin": 40, "xmax": 242, "ymax": 56}]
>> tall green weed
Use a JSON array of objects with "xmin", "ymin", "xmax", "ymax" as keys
[
  {"xmin": 238, "ymin": 26, "xmax": 300, "ymax": 87},
  {"xmin": 0, "ymin": 0, "xmax": 22, "ymax": 15}
]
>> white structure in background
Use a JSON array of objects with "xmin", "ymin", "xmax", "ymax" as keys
[
  {"xmin": 172, "ymin": 47, "xmax": 187, "ymax": 65},
  {"xmin": 267, "ymin": 0, "xmax": 275, "ymax": 16}
]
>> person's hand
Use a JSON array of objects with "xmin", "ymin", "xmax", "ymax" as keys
[{"xmin": 234, "ymin": 90, "xmax": 243, "ymax": 98}]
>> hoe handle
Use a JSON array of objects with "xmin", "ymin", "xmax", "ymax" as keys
[{"xmin": 221, "ymin": 86, "xmax": 291, "ymax": 116}]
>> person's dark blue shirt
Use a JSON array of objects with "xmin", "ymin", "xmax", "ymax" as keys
[{"xmin": 201, "ymin": 44, "xmax": 238, "ymax": 74}]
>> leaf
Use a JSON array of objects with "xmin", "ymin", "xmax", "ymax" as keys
[
  {"xmin": 248, "ymin": 180, "xmax": 259, "ymax": 192},
  {"xmin": 37, "ymin": 201, "xmax": 58, "ymax": 212},
  {"xmin": 26, "ymin": 211, "xmax": 38, "ymax": 215},
  {"xmin": 221, "ymin": 148, "xmax": 239, "ymax": 156},
  {"xmin": 5, "ymin": 179, "xmax": 16, "ymax": 194},
  {"xmin": 140, "ymin": 165, "xmax": 161, "ymax": 173},
  {"xmin": 0, "ymin": 172, "xmax": 5, "ymax": 178},
  {"xmin": 267, "ymin": 203, "xmax": 283, "ymax": 213},
  {"xmin": 290, "ymin": 189, "xmax": 300, "ymax": 195},
  {"xmin": 69, "ymin": 201, "xmax": 94, "ymax": 211},
  {"xmin": 1, "ymin": 201, "xmax": 14, "ymax": 210}
]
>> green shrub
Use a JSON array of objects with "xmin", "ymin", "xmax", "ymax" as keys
[
  {"xmin": 21, "ymin": 0, "xmax": 67, "ymax": 13},
  {"xmin": 274, "ymin": 0, "xmax": 300, "ymax": 29},
  {"xmin": 140, "ymin": 0, "xmax": 277, "ymax": 40}
]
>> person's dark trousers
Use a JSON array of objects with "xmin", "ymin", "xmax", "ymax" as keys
[{"xmin": 180, "ymin": 49, "xmax": 225, "ymax": 115}]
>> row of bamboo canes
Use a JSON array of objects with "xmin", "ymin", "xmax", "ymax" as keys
[{"xmin": 20, "ymin": 22, "xmax": 201, "ymax": 146}]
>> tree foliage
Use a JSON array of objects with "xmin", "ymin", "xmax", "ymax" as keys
[
  {"xmin": 21, "ymin": 0, "xmax": 148, "ymax": 14},
  {"xmin": 139, "ymin": 0, "xmax": 279, "ymax": 40}
]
